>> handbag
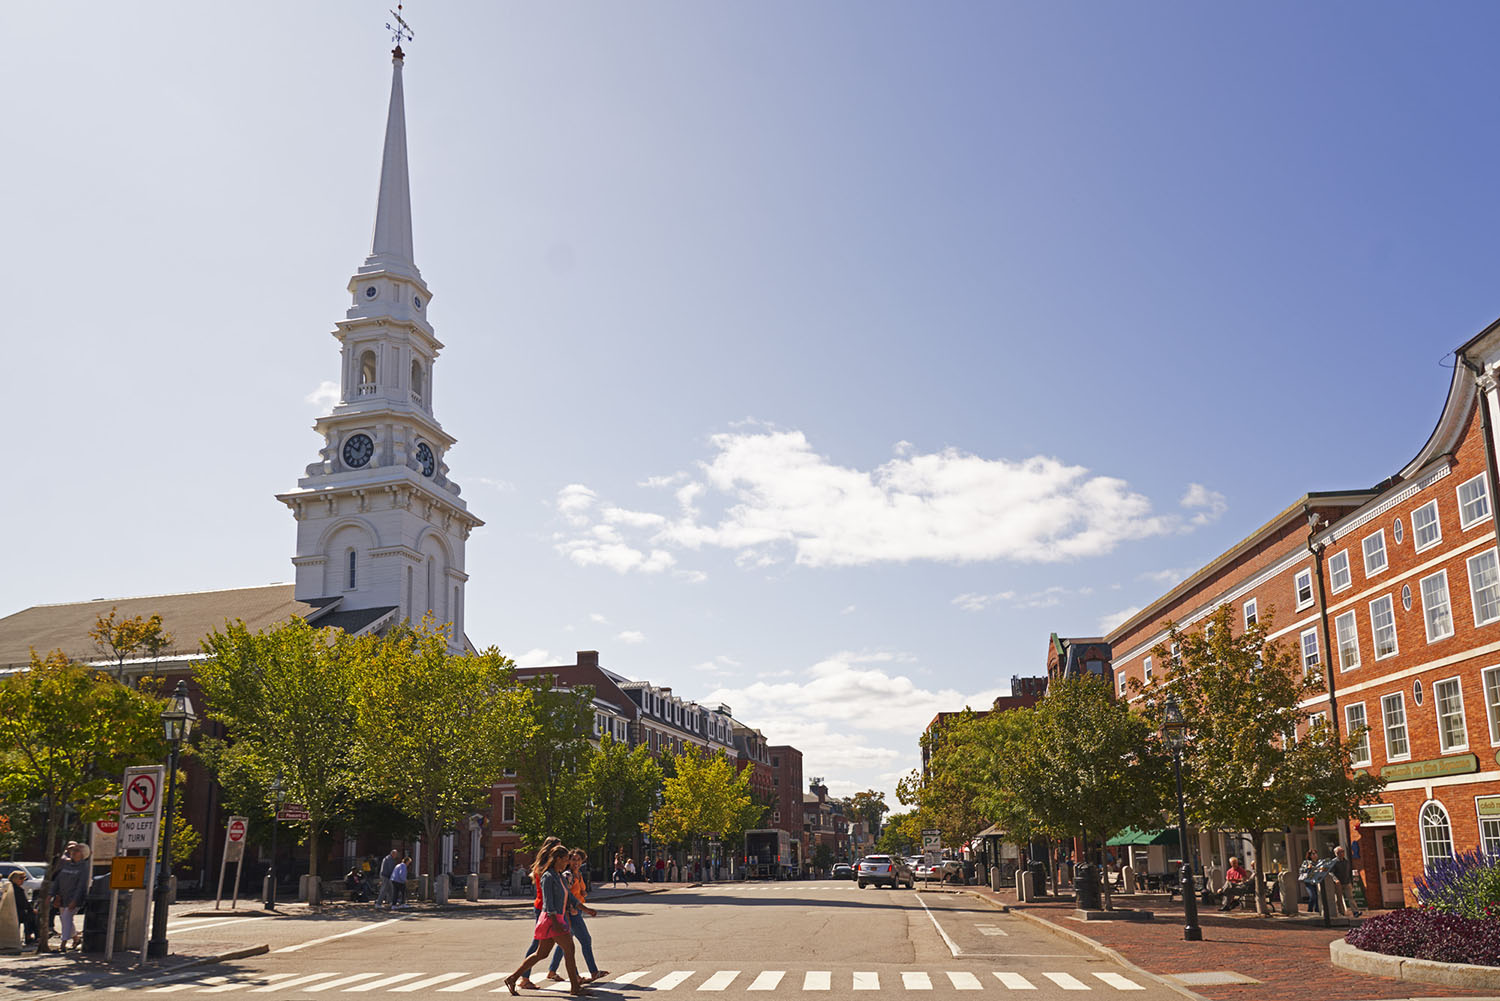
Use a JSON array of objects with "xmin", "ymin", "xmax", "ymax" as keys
[{"xmin": 533, "ymin": 911, "xmax": 568, "ymax": 940}]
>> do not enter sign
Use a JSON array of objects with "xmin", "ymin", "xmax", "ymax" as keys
[
  {"xmin": 224, "ymin": 816, "xmax": 249, "ymax": 862},
  {"xmin": 227, "ymin": 818, "xmax": 247, "ymax": 842}
]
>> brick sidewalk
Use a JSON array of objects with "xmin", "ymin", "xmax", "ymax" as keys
[{"xmin": 961, "ymin": 885, "xmax": 1496, "ymax": 1001}]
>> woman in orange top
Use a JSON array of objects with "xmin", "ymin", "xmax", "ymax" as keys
[{"xmin": 546, "ymin": 849, "xmax": 607, "ymax": 984}]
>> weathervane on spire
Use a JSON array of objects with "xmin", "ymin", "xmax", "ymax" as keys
[{"xmin": 387, "ymin": 4, "xmax": 414, "ymax": 57}]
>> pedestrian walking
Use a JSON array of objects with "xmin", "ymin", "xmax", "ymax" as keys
[
  {"xmin": 1330, "ymin": 846, "xmax": 1360, "ymax": 916},
  {"xmin": 546, "ymin": 849, "xmax": 607, "ymax": 984},
  {"xmin": 518, "ymin": 836, "xmax": 565, "ymax": 976},
  {"xmin": 375, "ymin": 849, "xmax": 399, "ymax": 909},
  {"xmin": 50, "ymin": 842, "xmax": 90, "ymax": 953},
  {"xmin": 391, "ymin": 856, "xmax": 410, "ymax": 909},
  {"xmin": 611, "ymin": 852, "xmax": 625, "ymax": 889},
  {"xmin": 504, "ymin": 844, "xmax": 587, "ymax": 996},
  {"xmin": 655, "ymin": 857, "xmax": 664, "ymax": 883}
]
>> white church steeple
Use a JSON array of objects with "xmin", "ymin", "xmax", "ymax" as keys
[{"xmin": 277, "ymin": 42, "xmax": 482, "ymax": 651}]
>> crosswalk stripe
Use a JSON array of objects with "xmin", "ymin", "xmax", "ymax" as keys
[
  {"xmin": 946, "ymin": 973, "xmax": 982, "ymax": 990},
  {"xmin": 900, "ymin": 973, "xmax": 931, "ymax": 990},
  {"xmin": 802, "ymin": 972, "xmax": 830, "ymax": 991},
  {"xmin": 201, "ymin": 973, "xmax": 300, "ymax": 993},
  {"xmin": 345, "ymin": 974, "xmax": 424, "ymax": 992},
  {"xmin": 1092, "ymin": 972, "xmax": 1143, "ymax": 991},
  {"xmin": 747, "ymin": 971, "xmax": 785, "ymax": 991},
  {"xmin": 440, "ymin": 974, "xmax": 509, "ymax": 993},
  {"xmin": 392, "ymin": 973, "xmax": 469, "ymax": 993},
  {"xmin": 1042, "ymin": 972, "xmax": 1089, "ymax": 991},
  {"xmin": 541, "ymin": 980, "xmax": 573, "ymax": 992},
  {"xmin": 146, "ymin": 976, "xmax": 229, "ymax": 993},
  {"xmin": 252, "ymin": 974, "xmax": 343, "ymax": 993},
  {"xmin": 607, "ymin": 972, "xmax": 651, "ymax": 986},
  {"xmin": 994, "ymin": 973, "xmax": 1035, "ymax": 990},
  {"xmin": 305, "ymin": 974, "xmax": 383, "ymax": 992},
  {"xmin": 852, "ymin": 972, "xmax": 880, "ymax": 991},
  {"xmin": 975, "ymin": 926, "xmax": 1008, "ymax": 936},
  {"xmin": 698, "ymin": 971, "xmax": 740, "ymax": 991},
  {"xmin": 649, "ymin": 971, "xmax": 695, "ymax": 991}
]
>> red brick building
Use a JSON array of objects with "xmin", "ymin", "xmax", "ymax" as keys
[
  {"xmin": 768, "ymin": 744, "xmax": 804, "ymax": 850},
  {"xmin": 1107, "ymin": 327, "xmax": 1500, "ymax": 907}
]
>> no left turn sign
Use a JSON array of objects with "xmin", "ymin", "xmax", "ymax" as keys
[{"xmin": 124, "ymin": 773, "xmax": 158, "ymax": 814}]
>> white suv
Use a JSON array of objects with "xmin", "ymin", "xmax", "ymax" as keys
[{"xmin": 857, "ymin": 854, "xmax": 914, "ymax": 889}]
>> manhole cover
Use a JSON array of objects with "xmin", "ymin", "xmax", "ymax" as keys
[{"xmin": 1167, "ymin": 971, "xmax": 1262, "ymax": 986}]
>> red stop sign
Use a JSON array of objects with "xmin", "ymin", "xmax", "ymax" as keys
[
  {"xmin": 96, "ymin": 819, "xmax": 119, "ymax": 835},
  {"xmin": 228, "ymin": 819, "xmax": 247, "ymax": 842}
]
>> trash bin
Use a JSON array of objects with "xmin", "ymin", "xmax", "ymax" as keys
[
  {"xmin": 82, "ymin": 875, "xmax": 129, "ymax": 954},
  {"xmin": 1075, "ymin": 864, "xmax": 1101, "ymax": 910}
]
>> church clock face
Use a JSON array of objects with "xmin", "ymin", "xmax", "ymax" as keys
[
  {"xmin": 415, "ymin": 442, "xmax": 435, "ymax": 477},
  {"xmin": 342, "ymin": 433, "xmax": 375, "ymax": 468}
]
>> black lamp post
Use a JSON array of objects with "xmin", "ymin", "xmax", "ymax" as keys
[
  {"xmin": 264, "ymin": 776, "xmax": 284, "ymax": 911},
  {"xmin": 1162, "ymin": 697, "xmax": 1202, "ymax": 941},
  {"xmin": 148, "ymin": 680, "xmax": 196, "ymax": 958}
]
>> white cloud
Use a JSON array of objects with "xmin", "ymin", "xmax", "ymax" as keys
[
  {"xmin": 617, "ymin": 630, "xmax": 646, "ymax": 644},
  {"xmin": 589, "ymin": 613, "xmax": 609, "ymax": 624},
  {"xmin": 1181, "ymin": 483, "xmax": 1228, "ymax": 527},
  {"xmin": 674, "ymin": 569, "xmax": 708, "ymax": 584},
  {"xmin": 512, "ymin": 648, "xmax": 556, "ymax": 668},
  {"xmin": 840, "ymin": 604, "xmax": 857, "ymax": 615},
  {"xmin": 555, "ymin": 429, "xmax": 1219, "ymax": 575},
  {"xmin": 1139, "ymin": 567, "xmax": 1189, "ymax": 585},
  {"xmin": 477, "ymin": 476, "xmax": 516, "ymax": 493},
  {"xmin": 305, "ymin": 380, "xmax": 340, "ymax": 409},
  {"xmin": 952, "ymin": 585, "xmax": 1093, "ymax": 613},
  {"xmin": 1098, "ymin": 606, "xmax": 1142, "ymax": 634}
]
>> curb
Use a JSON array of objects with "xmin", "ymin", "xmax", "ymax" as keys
[
  {"xmin": 958, "ymin": 890, "xmax": 1212, "ymax": 1001},
  {"xmin": 1329, "ymin": 938, "xmax": 1500, "ymax": 989}
]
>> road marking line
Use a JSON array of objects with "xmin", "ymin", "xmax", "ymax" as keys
[
  {"xmin": 914, "ymin": 892, "xmax": 962, "ymax": 957},
  {"xmin": 994, "ymin": 972, "xmax": 1035, "ymax": 990},
  {"xmin": 696, "ymin": 971, "xmax": 739, "ymax": 991},
  {"xmin": 251, "ymin": 974, "xmax": 343, "ymax": 993},
  {"xmin": 946, "ymin": 973, "xmax": 983, "ymax": 990},
  {"xmin": 440, "ymin": 974, "xmax": 509, "ymax": 993},
  {"xmin": 276, "ymin": 916, "xmax": 405, "ymax": 954},
  {"xmin": 143, "ymin": 976, "xmax": 229, "ymax": 993},
  {"xmin": 1093, "ymin": 972, "xmax": 1144, "ymax": 991},
  {"xmin": 852, "ymin": 972, "xmax": 880, "ymax": 991},
  {"xmin": 1043, "ymin": 972, "xmax": 1090, "ymax": 990},
  {"xmin": 648, "ymin": 971, "xmax": 695, "ymax": 991},
  {"xmin": 975, "ymin": 925, "xmax": 1008, "ymax": 936},
  {"xmin": 900, "ymin": 973, "xmax": 931, "ymax": 990},
  {"xmin": 344, "ymin": 973, "xmax": 424, "ymax": 992},
  {"xmin": 169, "ymin": 917, "xmax": 274, "ymax": 936},
  {"xmin": 605, "ymin": 972, "xmax": 650, "ymax": 986},
  {"xmin": 747, "ymin": 971, "xmax": 784, "ymax": 991},
  {"xmin": 392, "ymin": 973, "xmax": 469, "ymax": 992},
  {"xmin": 200, "ymin": 973, "xmax": 300, "ymax": 993},
  {"xmin": 305, "ymin": 974, "xmax": 384, "ymax": 992},
  {"xmin": 802, "ymin": 971, "xmax": 831, "ymax": 991}
]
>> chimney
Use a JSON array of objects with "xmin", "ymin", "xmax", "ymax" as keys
[{"xmin": 577, "ymin": 651, "xmax": 599, "ymax": 669}]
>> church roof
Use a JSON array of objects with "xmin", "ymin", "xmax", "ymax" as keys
[{"xmin": 0, "ymin": 583, "xmax": 323, "ymax": 669}]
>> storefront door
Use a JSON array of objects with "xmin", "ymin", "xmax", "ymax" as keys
[{"xmin": 1376, "ymin": 831, "xmax": 1404, "ymax": 908}]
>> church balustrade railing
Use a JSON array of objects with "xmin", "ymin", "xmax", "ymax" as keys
[{"xmin": 357, "ymin": 382, "xmax": 378, "ymax": 396}]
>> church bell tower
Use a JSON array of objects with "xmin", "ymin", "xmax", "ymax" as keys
[{"xmin": 277, "ymin": 42, "xmax": 482, "ymax": 649}]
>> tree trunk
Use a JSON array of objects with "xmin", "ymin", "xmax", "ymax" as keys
[
  {"xmin": 308, "ymin": 822, "xmax": 321, "ymax": 880},
  {"xmin": 1251, "ymin": 829, "xmax": 1268, "ymax": 915},
  {"xmin": 35, "ymin": 803, "xmax": 63, "ymax": 953}
]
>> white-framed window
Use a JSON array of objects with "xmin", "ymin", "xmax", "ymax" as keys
[
  {"xmin": 1300, "ymin": 628, "xmax": 1321, "ymax": 674},
  {"xmin": 1483, "ymin": 816, "xmax": 1500, "ymax": 857},
  {"xmin": 1118, "ymin": 671, "xmax": 1128, "ymax": 696},
  {"xmin": 1458, "ymin": 473, "xmax": 1492, "ymax": 529},
  {"xmin": 1485, "ymin": 665, "xmax": 1500, "ymax": 746},
  {"xmin": 1345, "ymin": 702, "xmax": 1371, "ymax": 766},
  {"xmin": 1244, "ymin": 599, "xmax": 1258, "ymax": 627},
  {"xmin": 1363, "ymin": 531, "xmax": 1388, "ymax": 576},
  {"xmin": 1329, "ymin": 550, "xmax": 1352, "ymax": 592},
  {"xmin": 1420, "ymin": 800, "xmax": 1454, "ymax": 864},
  {"xmin": 1143, "ymin": 656, "xmax": 1153, "ymax": 683},
  {"xmin": 501, "ymin": 794, "xmax": 516, "ymax": 824},
  {"xmin": 1370, "ymin": 595, "xmax": 1399, "ymax": 659},
  {"xmin": 1420, "ymin": 570, "xmax": 1455, "ymax": 642},
  {"xmin": 1335, "ymin": 610, "xmax": 1361, "ymax": 671},
  {"xmin": 1413, "ymin": 500, "xmax": 1442, "ymax": 551},
  {"xmin": 1382, "ymin": 692, "xmax": 1410, "ymax": 760},
  {"xmin": 1308, "ymin": 711, "xmax": 1327, "ymax": 737},
  {"xmin": 1205, "ymin": 621, "xmax": 1215, "ymax": 640},
  {"xmin": 1295, "ymin": 569, "xmax": 1315, "ymax": 609},
  {"xmin": 1469, "ymin": 549, "xmax": 1500, "ymax": 627},
  {"xmin": 1170, "ymin": 641, "xmax": 1180, "ymax": 665},
  {"xmin": 1434, "ymin": 677, "xmax": 1468, "ymax": 752},
  {"xmin": 502, "ymin": 767, "xmax": 516, "ymax": 778}
]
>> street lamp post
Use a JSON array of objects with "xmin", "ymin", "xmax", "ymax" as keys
[
  {"xmin": 264, "ymin": 776, "xmax": 284, "ymax": 911},
  {"xmin": 148, "ymin": 680, "xmax": 197, "ymax": 958},
  {"xmin": 1162, "ymin": 697, "xmax": 1202, "ymax": 941}
]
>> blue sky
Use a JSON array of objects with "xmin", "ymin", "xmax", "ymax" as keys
[{"xmin": 6, "ymin": 2, "xmax": 1500, "ymax": 804}]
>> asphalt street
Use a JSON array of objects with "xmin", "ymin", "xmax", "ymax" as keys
[{"xmin": 42, "ymin": 883, "xmax": 1180, "ymax": 1001}]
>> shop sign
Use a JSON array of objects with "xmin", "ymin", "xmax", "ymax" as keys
[
  {"xmin": 1477, "ymin": 795, "xmax": 1500, "ymax": 819},
  {"xmin": 1359, "ymin": 803, "xmax": 1396, "ymax": 824},
  {"xmin": 1380, "ymin": 753, "xmax": 1478, "ymax": 782}
]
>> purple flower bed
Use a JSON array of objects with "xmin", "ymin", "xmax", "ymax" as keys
[{"xmin": 1346, "ymin": 907, "xmax": 1500, "ymax": 966}]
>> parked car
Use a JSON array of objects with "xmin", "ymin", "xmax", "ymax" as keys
[
  {"xmin": 857, "ymin": 854, "xmax": 913, "ymax": 889},
  {"xmin": 831, "ymin": 863, "xmax": 856, "ymax": 880},
  {"xmin": 0, "ymin": 861, "xmax": 46, "ymax": 900}
]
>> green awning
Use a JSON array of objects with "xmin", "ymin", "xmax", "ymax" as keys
[{"xmin": 1105, "ymin": 827, "xmax": 1180, "ymax": 847}]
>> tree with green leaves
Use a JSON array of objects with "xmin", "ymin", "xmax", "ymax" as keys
[
  {"xmin": 198, "ymin": 617, "xmax": 364, "ymax": 879},
  {"xmin": 585, "ymin": 734, "xmax": 662, "ymax": 864},
  {"xmin": 0, "ymin": 651, "xmax": 166, "ymax": 951},
  {"xmin": 876, "ymin": 811, "xmax": 921, "ymax": 855},
  {"xmin": 846, "ymin": 790, "xmax": 889, "ymax": 838},
  {"xmin": 355, "ymin": 622, "xmax": 530, "ymax": 881},
  {"xmin": 90, "ymin": 607, "xmax": 173, "ymax": 681},
  {"xmin": 1134, "ymin": 604, "xmax": 1386, "ymax": 912},
  {"xmin": 899, "ymin": 708, "xmax": 991, "ymax": 851},
  {"xmin": 510, "ymin": 677, "xmax": 595, "ymax": 851},
  {"xmin": 646, "ymin": 748, "xmax": 757, "ymax": 855}
]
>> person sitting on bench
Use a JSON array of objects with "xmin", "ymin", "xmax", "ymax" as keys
[{"xmin": 1219, "ymin": 857, "xmax": 1251, "ymax": 911}]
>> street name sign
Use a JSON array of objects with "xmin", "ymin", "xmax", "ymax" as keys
[{"xmin": 276, "ymin": 804, "xmax": 310, "ymax": 822}]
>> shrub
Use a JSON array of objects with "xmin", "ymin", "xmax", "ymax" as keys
[
  {"xmin": 1346, "ymin": 907, "xmax": 1500, "ymax": 966},
  {"xmin": 1413, "ymin": 849, "xmax": 1500, "ymax": 919}
]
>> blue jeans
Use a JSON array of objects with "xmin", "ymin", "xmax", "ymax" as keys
[{"xmin": 549, "ymin": 911, "xmax": 596, "ymax": 976}]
